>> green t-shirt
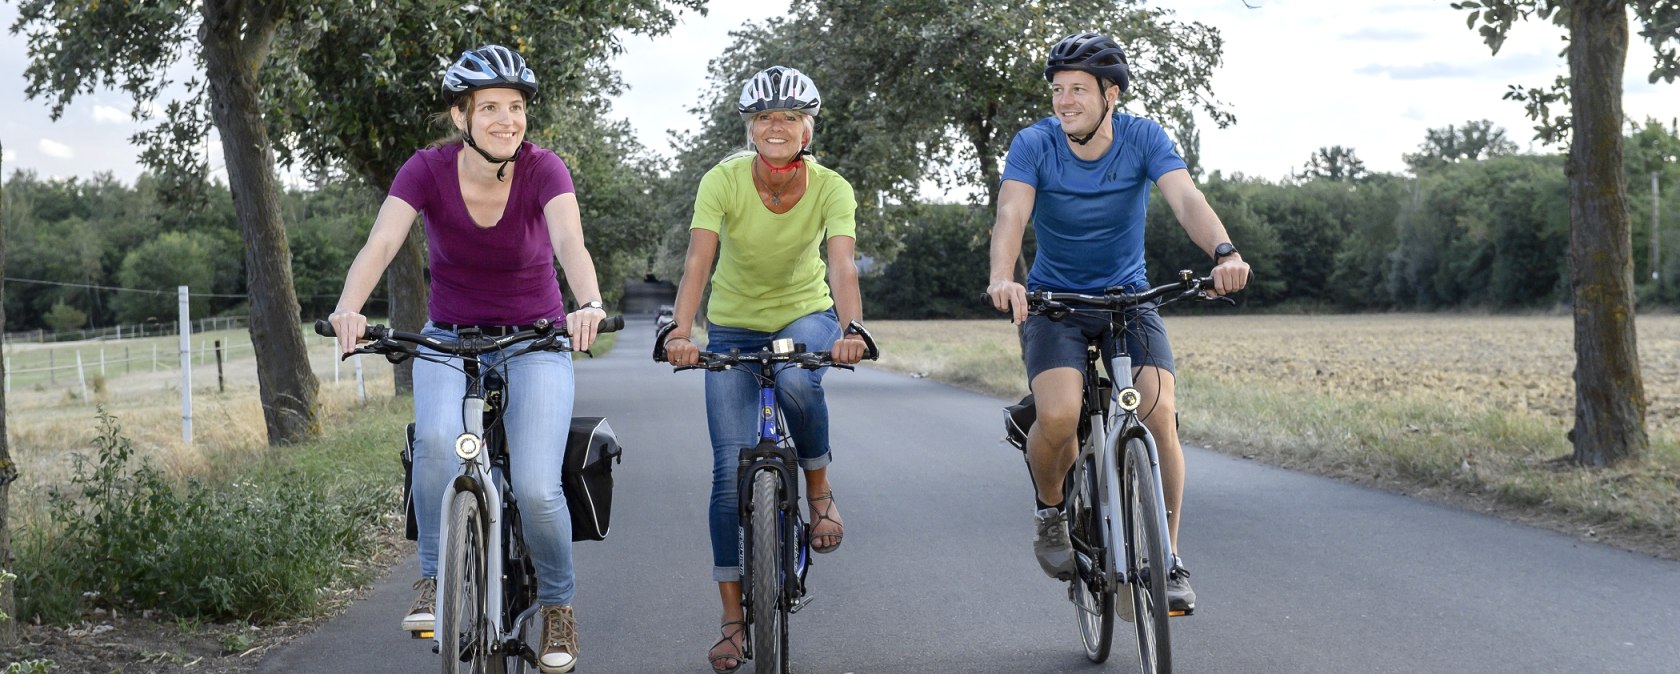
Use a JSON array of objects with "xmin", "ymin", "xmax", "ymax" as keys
[{"xmin": 690, "ymin": 153, "xmax": 858, "ymax": 332}]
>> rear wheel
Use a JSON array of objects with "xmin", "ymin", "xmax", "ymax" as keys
[
  {"xmin": 750, "ymin": 469, "xmax": 787, "ymax": 674},
  {"xmin": 1124, "ymin": 438, "xmax": 1172, "ymax": 673},
  {"xmin": 1067, "ymin": 455, "xmax": 1114, "ymax": 663},
  {"xmin": 440, "ymin": 491, "xmax": 490, "ymax": 674}
]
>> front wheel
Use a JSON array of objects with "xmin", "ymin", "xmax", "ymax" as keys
[
  {"xmin": 440, "ymin": 491, "xmax": 491, "ymax": 674},
  {"xmin": 749, "ymin": 469, "xmax": 788, "ymax": 674},
  {"xmin": 1124, "ymin": 437, "xmax": 1173, "ymax": 673},
  {"xmin": 1066, "ymin": 454, "xmax": 1114, "ymax": 663}
]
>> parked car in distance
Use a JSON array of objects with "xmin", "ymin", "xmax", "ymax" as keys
[{"xmin": 655, "ymin": 305, "xmax": 675, "ymax": 330}]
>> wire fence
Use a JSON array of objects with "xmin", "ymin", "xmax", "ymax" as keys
[
  {"xmin": 1, "ymin": 316, "xmax": 249, "ymax": 345},
  {"xmin": 3, "ymin": 329, "xmax": 372, "ymax": 398}
]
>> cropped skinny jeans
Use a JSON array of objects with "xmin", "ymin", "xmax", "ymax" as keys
[{"xmin": 702, "ymin": 309, "xmax": 840, "ymax": 582}]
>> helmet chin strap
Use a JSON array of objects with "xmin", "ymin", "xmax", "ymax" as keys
[
  {"xmin": 462, "ymin": 129, "xmax": 522, "ymax": 181},
  {"xmin": 1066, "ymin": 96, "xmax": 1111, "ymax": 146}
]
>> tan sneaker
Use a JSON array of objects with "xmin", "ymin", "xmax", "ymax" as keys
[
  {"xmin": 538, "ymin": 604, "xmax": 578, "ymax": 673},
  {"xmin": 401, "ymin": 577, "xmax": 436, "ymax": 632}
]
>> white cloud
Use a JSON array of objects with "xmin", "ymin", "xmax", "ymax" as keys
[
  {"xmin": 38, "ymin": 139, "xmax": 74, "ymax": 159},
  {"xmin": 92, "ymin": 104, "xmax": 130, "ymax": 124},
  {"xmin": 1, "ymin": 148, "xmax": 15, "ymax": 164}
]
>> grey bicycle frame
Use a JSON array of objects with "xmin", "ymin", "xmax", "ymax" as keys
[
  {"xmin": 431, "ymin": 378, "xmax": 538, "ymax": 657},
  {"xmin": 1082, "ymin": 353, "xmax": 1174, "ymax": 588}
]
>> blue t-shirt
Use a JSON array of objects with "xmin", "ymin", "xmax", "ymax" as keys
[{"xmin": 1000, "ymin": 113, "xmax": 1187, "ymax": 293}]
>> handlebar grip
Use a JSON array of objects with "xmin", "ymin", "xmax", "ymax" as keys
[
  {"xmin": 652, "ymin": 320, "xmax": 679, "ymax": 362},
  {"xmin": 598, "ymin": 314, "xmax": 625, "ymax": 333},
  {"xmin": 844, "ymin": 321, "xmax": 881, "ymax": 361},
  {"xmin": 314, "ymin": 320, "xmax": 334, "ymax": 337}
]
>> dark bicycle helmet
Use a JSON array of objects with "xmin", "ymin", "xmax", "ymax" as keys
[
  {"xmin": 1044, "ymin": 32, "xmax": 1130, "ymax": 93},
  {"xmin": 442, "ymin": 45, "xmax": 538, "ymax": 103},
  {"xmin": 737, "ymin": 66, "xmax": 822, "ymax": 117}
]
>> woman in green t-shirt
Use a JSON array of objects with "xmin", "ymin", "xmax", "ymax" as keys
[{"xmin": 661, "ymin": 66, "xmax": 868, "ymax": 674}]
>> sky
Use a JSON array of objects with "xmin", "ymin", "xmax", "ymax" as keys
[{"xmin": 2, "ymin": 1, "xmax": 1675, "ymax": 189}]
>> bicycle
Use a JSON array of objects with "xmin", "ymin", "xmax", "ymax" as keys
[
  {"xmin": 1003, "ymin": 270, "xmax": 1227, "ymax": 673},
  {"xmin": 316, "ymin": 315, "xmax": 624, "ymax": 674},
  {"xmin": 653, "ymin": 321, "xmax": 879, "ymax": 674}
]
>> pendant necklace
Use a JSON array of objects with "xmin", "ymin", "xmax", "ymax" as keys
[{"xmin": 755, "ymin": 160, "xmax": 801, "ymax": 207}]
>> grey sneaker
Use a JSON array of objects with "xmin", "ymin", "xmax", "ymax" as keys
[
  {"xmin": 401, "ymin": 577, "xmax": 436, "ymax": 632},
  {"xmin": 1167, "ymin": 557, "xmax": 1196, "ymax": 613},
  {"xmin": 1033, "ymin": 507, "xmax": 1076, "ymax": 580},
  {"xmin": 538, "ymin": 604, "xmax": 578, "ymax": 673}
]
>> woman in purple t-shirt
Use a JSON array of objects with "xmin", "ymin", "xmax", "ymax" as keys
[{"xmin": 327, "ymin": 45, "xmax": 606, "ymax": 674}]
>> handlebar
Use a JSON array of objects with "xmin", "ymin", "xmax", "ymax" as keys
[
  {"xmin": 652, "ymin": 319, "xmax": 880, "ymax": 370},
  {"xmin": 987, "ymin": 269, "xmax": 1234, "ymax": 319},
  {"xmin": 314, "ymin": 315, "xmax": 625, "ymax": 363}
]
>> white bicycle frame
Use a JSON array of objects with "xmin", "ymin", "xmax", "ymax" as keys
[
  {"xmin": 432, "ymin": 392, "xmax": 540, "ymax": 658},
  {"xmin": 1085, "ymin": 353, "xmax": 1174, "ymax": 590}
]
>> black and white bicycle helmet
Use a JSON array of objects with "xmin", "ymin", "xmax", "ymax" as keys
[
  {"xmin": 442, "ymin": 44, "xmax": 538, "ymax": 102},
  {"xmin": 737, "ymin": 66, "xmax": 822, "ymax": 117},
  {"xmin": 1044, "ymin": 32, "xmax": 1130, "ymax": 93}
]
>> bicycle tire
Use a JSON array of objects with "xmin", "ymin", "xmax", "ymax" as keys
[
  {"xmin": 1124, "ymin": 437, "xmax": 1173, "ymax": 673},
  {"xmin": 1067, "ymin": 454, "xmax": 1114, "ymax": 663},
  {"xmin": 750, "ymin": 469, "xmax": 787, "ymax": 674},
  {"xmin": 440, "ymin": 491, "xmax": 491, "ymax": 674}
]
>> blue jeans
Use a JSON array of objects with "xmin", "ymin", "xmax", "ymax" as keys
[
  {"xmin": 702, "ymin": 309, "xmax": 840, "ymax": 581},
  {"xmin": 412, "ymin": 323, "xmax": 577, "ymax": 605}
]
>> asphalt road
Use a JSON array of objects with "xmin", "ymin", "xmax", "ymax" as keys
[{"xmin": 256, "ymin": 317, "xmax": 1680, "ymax": 674}]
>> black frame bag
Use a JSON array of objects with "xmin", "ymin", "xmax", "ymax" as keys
[{"xmin": 563, "ymin": 416, "xmax": 622, "ymax": 541}]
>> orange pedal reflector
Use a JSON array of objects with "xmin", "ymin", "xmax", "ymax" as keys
[{"xmin": 413, "ymin": 630, "xmax": 434, "ymax": 639}]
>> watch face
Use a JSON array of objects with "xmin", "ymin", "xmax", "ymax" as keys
[{"xmin": 1214, "ymin": 242, "xmax": 1236, "ymax": 259}]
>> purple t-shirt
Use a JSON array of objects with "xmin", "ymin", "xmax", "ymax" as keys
[{"xmin": 389, "ymin": 141, "xmax": 574, "ymax": 325}]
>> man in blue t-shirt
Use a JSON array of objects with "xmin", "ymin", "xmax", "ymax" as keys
[{"xmin": 986, "ymin": 32, "xmax": 1252, "ymax": 613}]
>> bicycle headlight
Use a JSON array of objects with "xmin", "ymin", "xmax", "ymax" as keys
[
  {"xmin": 455, "ymin": 432, "xmax": 483, "ymax": 460},
  {"xmin": 1117, "ymin": 387, "xmax": 1141, "ymax": 412}
]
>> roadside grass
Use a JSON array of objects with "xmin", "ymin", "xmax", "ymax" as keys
[
  {"xmin": 866, "ymin": 315, "xmax": 1680, "ymax": 559},
  {"xmin": 6, "ymin": 318, "xmax": 624, "ymax": 625}
]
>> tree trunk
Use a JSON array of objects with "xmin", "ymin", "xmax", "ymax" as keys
[
  {"xmin": 365, "ymin": 169, "xmax": 427, "ymax": 397},
  {"xmin": 201, "ymin": 0, "xmax": 321, "ymax": 445},
  {"xmin": 386, "ymin": 232, "xmax": 427, "ymax": 394},
  {"xmin": 0, "ymin": 138, "xmax": 18, "ymax": 646},
  {"xmin": 1565, "ymin": 1, "xmax": 1647, "ymax": 466}
]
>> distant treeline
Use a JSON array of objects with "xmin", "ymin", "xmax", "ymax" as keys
[
  {"xmin": 4, "ymin": 122, "xmax": 1675, "ymax": 330},
  {"xmin": 1, "ymin": 172, "xmax": 373, "ymax": 332},
  {"xmin": 866, "ymin": 120, "xmax": 1680, "ymax": 318}
]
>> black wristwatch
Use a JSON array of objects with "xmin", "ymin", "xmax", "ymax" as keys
[
  {"xmin": 579, "ymin": 300, "xmax": 604, "ymax": 311},
  {"xmin": 1212, "ymin": 242, "xmax": 1239, "ymax": 262}
]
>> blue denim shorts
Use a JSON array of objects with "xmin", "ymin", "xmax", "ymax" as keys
[{"xmin": 1021, "ymin": 305, "xmax": 1175, "ymax": 382}]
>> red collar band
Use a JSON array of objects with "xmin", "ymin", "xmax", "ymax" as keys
[{"xmin": 758, "ymin": 153, "xmax": 802, "ymax": 174}]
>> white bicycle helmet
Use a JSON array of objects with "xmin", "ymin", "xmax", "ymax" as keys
[
  {"xmin": 737, "ymin": 66, "xmax": 821, "ymax": 117},
  {"xmin": 442, "ymin": 45, "xmax": 538, "ymax": 102}
]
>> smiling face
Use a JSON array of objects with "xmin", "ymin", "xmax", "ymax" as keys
[
  {"xmin": 748, "ymin": 110, "xmax": 812, "ymax": 164},
  {"xmin": 451, "ymin": 87, "xmax": 528, "ymax": 157},
  {"xmin": 1049, "ymin": 69, "xmax": 1116, "ymax": 139}
]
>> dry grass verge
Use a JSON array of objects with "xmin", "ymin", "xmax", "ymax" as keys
[{"xmin": 866, "ymin": 314, "xmax": 1680, "ymax": 560}]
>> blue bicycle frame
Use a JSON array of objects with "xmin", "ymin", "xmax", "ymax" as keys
[{"xmin": 735, "ymin": 368, "xmax": 811, "ymax": 616}]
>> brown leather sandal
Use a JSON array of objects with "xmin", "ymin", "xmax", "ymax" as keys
[
  {"xmin": 708, "ymin": 620, "xmax": 747, "ymax": 674},
  {"xmin": 809, "ymin": 492, "xmax": 844, "ymax": 553}
]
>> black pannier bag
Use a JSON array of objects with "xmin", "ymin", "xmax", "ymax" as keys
[
  {"xmin": 1004, "ymin": 394, "xmax": 1035, "ymax": 451},
  {"xmin": 401, "ymin": 423, "xmax": 419, "ymax": 541},
  {"xmin": 564, "ymin": 416, "xmax": 623, "ymax": 541}
]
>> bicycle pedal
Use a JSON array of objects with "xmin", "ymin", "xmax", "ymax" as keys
[
  {"xmin": 789, "ymin": 595, "xmax": 814, "ymax": 614},
  {"xmin": 411, "ymin": 630, "xmax": 434, "ymax": 640},
  {"xmin": 1168, "ymin": 608, "xmax": 1194, "ymax": 618}
]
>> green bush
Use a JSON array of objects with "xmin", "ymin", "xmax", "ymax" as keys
[{"xmin": 18, "ymin": 409, "xmax": 394, "ymax": 623}]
